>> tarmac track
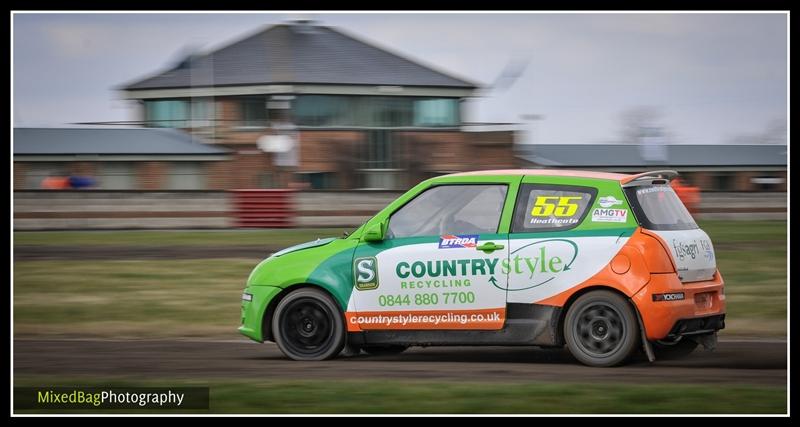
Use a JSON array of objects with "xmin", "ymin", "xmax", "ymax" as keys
[{"xmin": 14, "ymin": 338, "xmax": 786, "ymax": 386}]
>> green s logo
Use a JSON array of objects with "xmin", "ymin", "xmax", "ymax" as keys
[{"xmin": 354, "ymin": 257, "xmax": 379, "ymax": 291}]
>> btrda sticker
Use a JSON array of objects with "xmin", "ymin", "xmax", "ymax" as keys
[
  {"xmin": 439, "ymin": 234, "xmax": 478, "ymax": 249},
  {"xmin": 354, "ymin": 257, "xmax": 379, "ymax": 290}
]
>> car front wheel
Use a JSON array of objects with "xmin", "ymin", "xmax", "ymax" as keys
[
  {"xmin": 564, "ymin": 290, "xmax": 640, "ymax": 367},
  {"xmin": 272, "ymin": 288, "xmax": 346, "ymax": 361}
]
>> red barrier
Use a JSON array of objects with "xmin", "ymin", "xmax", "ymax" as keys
[{"xmin": 229, "ymin": 189, "xmax": 294, "ymax": 228}]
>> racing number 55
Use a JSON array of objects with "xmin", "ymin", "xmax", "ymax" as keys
[{"xmin": 531, "ymin": 196, "xmax": 583, "ymax": 217}]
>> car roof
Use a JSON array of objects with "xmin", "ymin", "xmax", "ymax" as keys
[{"xmin": 446, "ymin": 169, "xmax": 631, "ymax": 181}]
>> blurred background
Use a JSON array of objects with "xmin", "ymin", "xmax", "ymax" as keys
[
  {"xmin": 12, "ymin": 12, "xmax": 788, "ymax": 414},
  {"xmin": 12, "ymin": 13, "xmax": 786, "ymax": 229}
]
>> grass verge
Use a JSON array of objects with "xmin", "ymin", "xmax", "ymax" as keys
[{"xmin": 13, "ymin": 220, "xmax": 786, "ymax": 338}]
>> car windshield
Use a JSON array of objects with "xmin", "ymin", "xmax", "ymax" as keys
[{"xmin": 624, "ymin": 184, "xmax": 698, "ymax": 231}]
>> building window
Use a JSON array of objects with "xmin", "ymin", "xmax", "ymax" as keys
[
  {"xmin": 144, "ymin": 99, "xmax": 213, "ymax": 128},
  {"xmin": 98, "ymin": 163, "xmax": 136, "ymax": 190},
  {"xmin": 293, "ymin": 95, "xmax": 351, "ymax": 126},
  {"xmin": 292, "ymin": 95, "xmax": 460, "ymax": 128},
  {"xmin": 355, "ymin": 130, "xmax": 404, "ymax": 189},
  {"xmin": 167, "ymin": 162, "xmax": 206, "ymax": 190},
  {"xmin": 712, "ymin": 173, "xmax": 735, "ymax": 191},
  {"xmin": 239, "ymin": 96, "xmax": 268, "ymax": 127},
  {"xmin": 23, "ymin": 163, "xmax": 69, "ymax": 189},
  {"xmin": 144, "ymin": 100, "xmax": 188, "ymax": 128},
  {"xmin": 751, "ymin": 175, "xmax": 785, "ymax": 191},
  {"xmin": 365, "ymin": 97, "xmax": 414, "ymax": 127},
  {"xmin": 189, "ymin": 98, "xmax": 215, "ymax": 128},
  {"xmin": 413, "ymin": 98, "xmax": 459, "ymax": 126},
  {"xmin": 362, "ymin": 129, "xmax": 394, "ymax": 169},
  {"xmin": 297, "ymin": 172, "xmax": 337, "ymax": 190}
]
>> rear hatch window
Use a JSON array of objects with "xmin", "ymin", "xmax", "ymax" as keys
[{"xmin": 624, "ymin": 184, "xmax": 698, "ymax": 231}]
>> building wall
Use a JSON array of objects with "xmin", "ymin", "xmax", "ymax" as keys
[
  {"xmin": 298, "ymin": 131, "xmax": 364, "ymax": 173},
  {"xmin": 70, "ymin": 162, "xmax": 96, "ymax": 176},
  {"xmin": 685, "ymin": 170, "xmax": 786, "ymax": 192},
  {"xmin": 14, "ymin": 160, "xmax": 229, "ymax": 191},
  {"xmin": 13, "ymin": 163, "xmax": 26, "ymax": 190},
  {"xmin": 467, "ymin": 131, "xmax": 516, "ymax": 170},
  {"xmin": 137, "ymin": 161, "xmax": 167, "ymax": 190},
  {"xmin": 133, "ymin": 95, "xmax": 519, "ymax": 190},
  {"xmin": 397, "ymin": 131, "xmax": 467, "ymax": 173},
  {"xmin": 206, "ymin": 160, "xmax": 232, "ymax": 190}
]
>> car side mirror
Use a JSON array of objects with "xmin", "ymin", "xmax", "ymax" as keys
[{"xmin": 363, "ymin": 221, "xmax": 385, "ymax": 242}]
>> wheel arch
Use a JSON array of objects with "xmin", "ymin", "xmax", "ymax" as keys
[
  {"xmin": 555, "ymin": 284, "xmax": 643, "ymax": 346},
  {"xmin": 261, "ymin": 283, "xmax": 346, "ymax": 342}
]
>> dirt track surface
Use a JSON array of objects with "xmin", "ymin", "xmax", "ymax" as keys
[{"xmin": 14, "ymin": 339, "xmax": 786, "ymax": 386}]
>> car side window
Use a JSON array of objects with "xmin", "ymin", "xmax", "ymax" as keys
[
  {"xmin": 386, "ymin": 185, "xmax": 508, "ymax": 239},
  {"xmin": 512, "ymin": 184, "xmax": 596, "ymax": 232}
]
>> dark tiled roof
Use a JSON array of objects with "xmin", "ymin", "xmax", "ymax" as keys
[
  {"xmin": 516, "ymin": 144, "xmax": 787, "ymax": 167},
  {"xmin": 14, "ymin": 127, "xmax": 229, "ymax": 155},
  {"xmin": 123, "ymin": 24, "xmax": 477, "ymax": 91}
]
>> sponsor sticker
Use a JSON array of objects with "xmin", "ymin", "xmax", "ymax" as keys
[
  {"xmin": 637, "ymin": 186, "xmax": 670, "ymax": 195},
  {"xmin": 354, "ymin": 257, "xmax": 379, "ymax": 290},
  {"xmin": 438, "ymin": 234, "xmax": 479, "ymax": 249},
  {"xmin": 598, "ymin": 196, "xmax": 624, "ymax": 208},
  {"xmin": 700, "ymin": 239, "xmax": 715, "ymax": 261},
  {"xmin": 672, "ymin": 239, "xmax": 700, "ymax": 261},
  {"xmin": 652, "ymin": 292, "xmax": 685, "ymax": 302},
  {"xmin": 591, "ymin": 208, "xmax": 628, "ymax": 223}
]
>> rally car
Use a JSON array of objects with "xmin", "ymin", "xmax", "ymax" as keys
[{"xmin": 239, "ymin": 170, "xmax": 725, "ymax": 367}]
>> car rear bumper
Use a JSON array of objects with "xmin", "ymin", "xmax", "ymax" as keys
[
  {"xmin": 632, "ymin": 270, "xmax": 726, "ymax": 341},
  {"xmin": 667, "ymin": 314, "xmax": 725, "ymax": 338}
]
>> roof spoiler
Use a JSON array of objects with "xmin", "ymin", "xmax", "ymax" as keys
[{"xmin": 620, "ymin": 170, "xmax": 679, "ymax": 186}]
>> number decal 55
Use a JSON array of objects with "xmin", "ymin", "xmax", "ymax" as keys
[{"xmin": 531, "ymin": 196, "xmax": 583, "ymax": 217}]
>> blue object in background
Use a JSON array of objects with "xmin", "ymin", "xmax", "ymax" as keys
[{"xmin": 68, "ymin": 176, "xmax": 96, "ymax": 189}]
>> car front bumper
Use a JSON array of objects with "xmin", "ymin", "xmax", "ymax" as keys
[{"xmin": 238, "ymin": 285, "xmax": 283, "ymax": 343}]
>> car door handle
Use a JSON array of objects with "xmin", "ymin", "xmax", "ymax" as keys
[{"xmin": 476, "ymin": 242, "xmax": 504, "ymax": 253}]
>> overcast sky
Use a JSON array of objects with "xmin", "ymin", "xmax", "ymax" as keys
[{"xmin": 12, "ymin": 12, "xmax": 787, "ymax": 144}]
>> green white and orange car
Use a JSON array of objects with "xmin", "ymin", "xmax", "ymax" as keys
[{"xmin": 239, "ymin": 169, "xmax": 725, "ymax": 367}]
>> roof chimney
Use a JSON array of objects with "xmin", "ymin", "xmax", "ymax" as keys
[{"xmin": 287, "ymin": 18, "xmax": 319, "ymax": 34}]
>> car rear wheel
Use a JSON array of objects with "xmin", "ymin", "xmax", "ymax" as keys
[
  {"xmin": 361, "ymin": 345, "xmax": 409, "ymax": 356},
  {"xmin": 272, "ymin": 288, "xmax": 346, "ymax": 361},
  {"xmin": 564, "ymin": 290, "xmax": 640, "ymax": 367},
  {"xmin": 652, "ymin": 337, "xmax": 699, "ymax": 360}
]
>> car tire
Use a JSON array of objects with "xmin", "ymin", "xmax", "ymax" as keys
[
  {"xmin": 564, "ymin": 290, "xmax": 640, "ymax": 367},
  {"xmin": 652, "ymin": 337, "xmax": 699, "ymax": 360},
  {"xmin": 272, "ymin": 288, "xmax": 346, "ymax": 361},
  {"xmin": 361, "ymin": 345, "xmax": 409, "ymax": 356}
]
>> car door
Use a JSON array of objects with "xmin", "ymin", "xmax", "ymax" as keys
[
  {"xmin": 506, "ymin": 179, "xmax": 636, "ymax": 304},
  {"xmin": 350, "ymin": 183, "xmax": 512, "ymax": 331}
]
